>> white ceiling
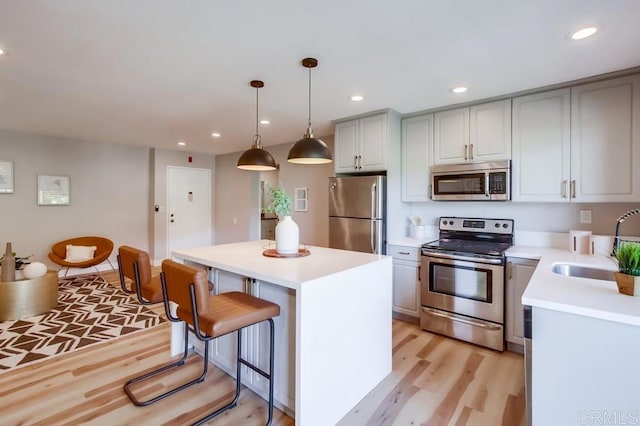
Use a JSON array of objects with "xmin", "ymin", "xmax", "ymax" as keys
[{"xmin": 1, "ymin": 0, "xmax": 640, "ymax": 156}]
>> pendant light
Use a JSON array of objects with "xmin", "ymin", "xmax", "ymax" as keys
[
  {"xmin": 287, "ymin": 57, "xmax": 333, "ymax": 164},
  {"xmin": 237, "ymin": 80, "xmax": 277, "ymax": 171}
]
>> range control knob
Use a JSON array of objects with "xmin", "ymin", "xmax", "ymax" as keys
[
  {"xmin": 503, "ymin": 223, "xmax": 509, "ymax": 228},
  {"xmin": 495, "ymin": 223, "xmax": 500, "ymax": 228},
  {"xmin": 450, "ymin": 220, "xmax": 455, "ymax": 226},
  {"xmin": 442, "ymin": 220, "xmax": 447, "ymax": 226}
]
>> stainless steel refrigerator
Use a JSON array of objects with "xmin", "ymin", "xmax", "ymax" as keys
[{"xmin": 329, "ymin": 175, "xmax": 386, "ymax": 254}]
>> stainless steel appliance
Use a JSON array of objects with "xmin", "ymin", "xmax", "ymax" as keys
[
  {"xmin": 420, "ymin": 216, "xmax": 514, "ymax": 351},
  {"xmin": 431, "ymin": 160, "xmax": 510, "ymax": 201},
  {"xmin": 329, "ymin": 175, "xmax": 385, "ymax": 254}
]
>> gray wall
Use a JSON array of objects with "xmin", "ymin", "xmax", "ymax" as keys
[
  {"xmin": 0, "ymin": 129, "xmax": 149, "ymax": 268},
  {"xmin": 215, "ymin": 136, "xmax": 334, "ymax": 247}
]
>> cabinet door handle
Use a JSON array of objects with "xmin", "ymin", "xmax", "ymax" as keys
[
  {"xmin": 418, "ymin": 265, "xmax": 421, "ymax": 282},
  {"xmin": 469, "ymin": 143, "xmax": 474, "ymax": 160},
  {"xmin": 562, "ymin": 180, "xmax": 568, "ymax": 198},
  {"xmin": 354, "ymin": 155, "xmax": 358, "ymax": 169},
  {"xmin": 507, "ymin": 261, "xmax": 512, "ymax": 280},
  {"xmin": 358, "ymin": 155, "xmax": 362, "ymax": 170},
  {"xmin": 464, "ymin": 144, "xmax": 468, "ymax": 161},
  {"xmin": 571, "ymin": 180, "xmax": 576, "ymax": 199}
]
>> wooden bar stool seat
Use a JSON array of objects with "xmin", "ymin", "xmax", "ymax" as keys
[{"xmin": 123, "ymin": 259, "xmax": 280, "ymax": 426}]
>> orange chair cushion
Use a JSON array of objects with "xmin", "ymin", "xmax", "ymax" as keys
[
  {"xmin": 49, "ymin": 236, "xmax": 113, "ymax": 268},
  {"xmin": 177, "ymin": 291, "xmax": 280, "ymax": 338}
]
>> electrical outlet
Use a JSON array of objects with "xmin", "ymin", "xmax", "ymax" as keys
[{"xmin": 580, "ymin": 210, "xmax": 592, "ymax": 224}]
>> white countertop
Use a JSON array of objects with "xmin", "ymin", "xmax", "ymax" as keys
[
  {"xmin": 507, "ymin": 245, "xmax": 640, "ymax": 326},
  {"xmin": 172, "ymin": 240, "xmax": 390, "ymax": 291}
]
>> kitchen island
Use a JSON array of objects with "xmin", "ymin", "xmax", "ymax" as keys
[
  {"xmin": 171, "ymin": 240, "xmax": 392, "ymax": 426},
  {"xmin": 508, "ymin": 246, "xmax": 640, "ymax": 426}
]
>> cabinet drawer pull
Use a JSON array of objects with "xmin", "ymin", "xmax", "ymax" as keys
[{"xmin": 398, "ymin": 251, "xmax": 411, "ymax": 255}]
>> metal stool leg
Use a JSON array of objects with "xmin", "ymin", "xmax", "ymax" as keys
[
  {"xmin": 123, "ymin": 321, "xmax": 209, "ymax": 406},
  {"xmin": 192, "ymin": 318, "xmax": 276, "ymax": 426}
]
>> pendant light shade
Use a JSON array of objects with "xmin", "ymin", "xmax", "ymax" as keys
[
  {"xmin": 287, "ymin": 58, "xmax": 333, "ymax": 164},
  {"xmin": 237, "ymin": 80, "xmax": 277, "ymax": 171}
]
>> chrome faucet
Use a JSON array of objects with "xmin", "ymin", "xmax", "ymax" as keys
[{"xmin": 612, "ymin": 209, "xmax": 640, "ymax": 256}]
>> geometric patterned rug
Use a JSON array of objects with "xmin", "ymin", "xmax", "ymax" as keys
[{"xmin": 0, "ymin": 274, "xmax": 164, "ymax": 373}]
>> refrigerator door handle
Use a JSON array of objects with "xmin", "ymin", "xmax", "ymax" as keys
[
  {"xmin": 371, "ymin": 220, "xmax": 379, "ymax": 254},
  {"xmin": 371, "ymin": 182, "xmax": 377, "ymax": 219}
]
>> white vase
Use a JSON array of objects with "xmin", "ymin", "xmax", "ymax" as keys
[{"xmin": 276, "ymin": 216, "xmax": 299, "ymax": 255}]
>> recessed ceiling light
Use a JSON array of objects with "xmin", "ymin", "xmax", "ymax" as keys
[
  {"xmin": 571, "ymin": 26, "xmax": 598, "ymax": 40},
  {"xmin": 451, "ymin": 86, "xmax": 468, "ymax": 94},
  {"xmin": 211, "ymin": 132, "xmax": 221, "ymax": 138},
  {"xmin": 177, "ymin": 141, "xmax": 186, "ymax": 146},
  {"xmin": 350, "ymin": 95, "xmax": 364, "ymax": 102},
  {"xmin": 260, "ymin": 119, "xmax": 270, "ymax": 125}
]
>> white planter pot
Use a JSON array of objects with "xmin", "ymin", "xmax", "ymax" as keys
[{"xmin": 276, "ymin": 216, "xmax": 299, "ymax": 255}]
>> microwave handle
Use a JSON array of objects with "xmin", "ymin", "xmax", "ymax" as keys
[{"xmin": 485, "ymin": 173, "xmax": 490, "ymax": 198}]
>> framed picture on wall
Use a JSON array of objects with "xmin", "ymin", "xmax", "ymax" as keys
[
  {"xmin": 295, "ymin": 187, "xmax": 308, "ymax": 212},
  {"xmin": 38, "ymin": 174, "xmax": 70, "ymax": 206},
  {"xmin": 0, "ymin": 160, "xmax": 14, "ymax": 193}
]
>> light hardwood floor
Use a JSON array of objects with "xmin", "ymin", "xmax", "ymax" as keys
[{"xmin": 0, "ymin": 270, "xmax": 525, "ymax": 425}]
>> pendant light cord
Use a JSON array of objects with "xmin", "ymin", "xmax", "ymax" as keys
[
  {"xmin": 307, "ymin": 66, "xmax": 312, "ymax": 129},
  {"xmin": 255, "ymin": 84, "xmax": 261, "ymax": 148}
]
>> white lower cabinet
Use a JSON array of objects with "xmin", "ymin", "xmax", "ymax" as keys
[
  {"xmin": 506, "ymin": 257, "xmax": 538, "ymax": 346},
  {"xmin": 206, "ymin": 268, "xmax": 296, "ymax": 412},
  {"xmin": 389, "ymin": 245, "xmax": 421, "ymax": 317}
]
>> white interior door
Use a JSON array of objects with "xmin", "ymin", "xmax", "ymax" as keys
[{"xmin": 167, "ymin": 166, "xmax": 212, "ymax": 256}]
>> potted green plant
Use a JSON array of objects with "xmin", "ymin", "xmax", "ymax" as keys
[
  {"xmin": 614, "ymin": 241, "xmax": 640, "ymax": 296},
  {"xmin": 265, "ymin": 186, "xmax": 292, "ymax": 217},
  {"xmin": 265, "ymin": 186, "xmax": 299, "ymax": 255}
]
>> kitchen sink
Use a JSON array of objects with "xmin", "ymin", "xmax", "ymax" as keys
[{"xmin": 551, "ymin": 263, "xmax": 615, "ymax": 281}]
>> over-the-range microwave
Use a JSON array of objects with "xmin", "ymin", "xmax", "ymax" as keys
[{"xmin": 431, "ymin": 160, "xmax": 510, "ymax": 201}]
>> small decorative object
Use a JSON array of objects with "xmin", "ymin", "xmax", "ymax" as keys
[
  {"xmin": 614, "ymin": 241, "xmax": 640, "ymax": 296},
  {"xmin": 22, "ymin": 261, "xmax": 48, "ymax": 279},
  {"xmin": 1, "ymin": 242, "xmax": 16, "ymax": 282},
  {"xmin": 265, "ymin": 186, "xmax": 299, "ymax": 255}
]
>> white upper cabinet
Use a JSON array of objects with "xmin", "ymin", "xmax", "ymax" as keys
[
  {"xmin": 570, "ymin": 74, "xmax": 640, "ymax": 202},
  {"xmin": 433, "ymin": 107, "xmax": 469, "ymax": 164},
  {"xmin": 469, "ymin": 99, "xmax": 512, "ymax": 161},
  {"xmin": 401, "ymin": 114, "xmax": 433, "ymax": 202},
  {"xmin": 334, "ymin": 112, "xmax": 392, "ymax": 173},
  {"xmin": 433, "ymin": 99, "xmax": 511, "ymax": 164},
  {"xmin": 513, "ymin": 74, "xmax": 640, "ymax": 203},
  {"xmin": 512, "ymin": 88, "xmax": 571, "ymax": 202}
]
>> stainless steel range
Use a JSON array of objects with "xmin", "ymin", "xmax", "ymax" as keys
[{"xmin": 420, "ymin": 216, "xmax": 514, "ymax": 351}]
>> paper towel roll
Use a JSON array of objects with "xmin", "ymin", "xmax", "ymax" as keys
[{"xmin": 569, "ymin": 230, "xmax": 592, "ymax": 255}]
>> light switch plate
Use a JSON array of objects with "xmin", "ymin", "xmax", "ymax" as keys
[{"xmin": 579, "ymin": 210, "xmax": 592, "ymax": 224}]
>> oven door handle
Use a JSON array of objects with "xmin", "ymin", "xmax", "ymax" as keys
[
  {"xmin": 422, "ymin": 251, "xmax": 504, "ymax": 265},
  {"xmin": 423, "ymin": 308, "xmax": 502, "ymax": 331}
]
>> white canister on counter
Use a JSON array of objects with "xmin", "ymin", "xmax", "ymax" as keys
[
  {"xmin": 569, "ymin": 230, "xmax": 593, "ymax": 255},
  {"xmin": 409, "ymin": 225, "xmax": 426, "ymax": 240}
]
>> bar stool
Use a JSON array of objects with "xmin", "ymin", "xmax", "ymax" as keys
[
  {"xmin": 117, "ymin": 245, "xmax": 163, "ymax": 305},
  {"xmin": 123, "ymin": 259, "xmax": 281, "ymax": 426}
]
